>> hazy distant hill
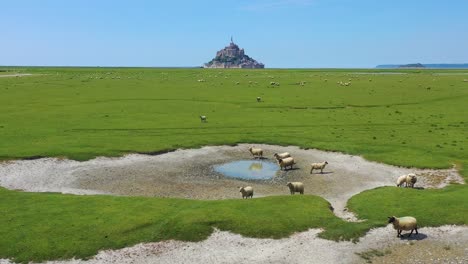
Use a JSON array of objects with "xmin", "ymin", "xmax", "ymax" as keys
[{"xmin": 376, "ymin": 63, "xmax": 468, "ymax": 69}]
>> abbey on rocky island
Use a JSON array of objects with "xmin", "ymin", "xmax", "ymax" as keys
[{"xmin": 204, "ymin": 38, "xmax": 264, "ymax": 69}]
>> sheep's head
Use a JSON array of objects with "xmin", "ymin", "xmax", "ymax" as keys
[
  {"xmin": 387, "ymin": 216, "xmax": 396, "ymax": 223},
  {"xmin": 273, "ymin": 153, "xmax": 278, "ymax": 157},
  {"xmin": 239, "ymin": 187, "xmax": 245, "ymax": 193},
  {"xmin": 248, "ymin": 147, "xmax": 253, "ymax": 151},
  {"xmin": 324, "ymin": 161, "xmax": 329, "ymax": 164},
  {"xmin": 286, "ymin": 182, "xmax": 292, "ymax": 187}
]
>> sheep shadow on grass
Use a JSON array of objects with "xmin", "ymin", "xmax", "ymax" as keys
[{"xmin": 398, "ymin": 233, "xmax": 427, "ymax": 241}]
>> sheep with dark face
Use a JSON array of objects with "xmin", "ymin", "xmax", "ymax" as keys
[
  {"xmin": 286, "ymin": 182, "xmax": 304, "ymax": 195},
  {"xmin": 278, "ymin": 157, "xmax": 295, "ymax": 170},
  {"xmin": 310, "ymin": 161, "xmax": 328, "ymax": 174},
  {"xmin": 248, "ymin": 147, "xmax": 263, "ymax": 159},
  {"xmin": 387, "ymin": 216, "xmax": 418, "ymax": 237},
  {"xmin": 397, "ymin": 173, "xmax": 417, "ymax": 188},
  {"xmin": 257, "ymin": 97, "xmax": 261, "ymax": 102},
  {"xmin": 199, "ymin": 115, "xmax": 207, "ymax": 122},
  {"xmin": 239, "ymin": 186, "xmax": 254, "ymax": 199}
]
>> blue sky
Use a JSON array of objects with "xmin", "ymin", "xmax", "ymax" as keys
[{"xmin": 1, "ymin": 0, "xmax": 467, "ymax": 68}]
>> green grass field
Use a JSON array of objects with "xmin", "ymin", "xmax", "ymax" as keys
[{"xmin": 0, "ymin": 67, "xmax": 467, "ymax": 263}]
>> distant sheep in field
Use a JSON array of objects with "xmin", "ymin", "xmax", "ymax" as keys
[
  {"xmin": 387, "ymin": 216, "xmax": 418, "ymax": 237},
  {"xmin": 257, "ymin": 97, "xmax": 261, "ymax": 102},
  {"xmin": 199, "ymin": 115, "xmax": 207, "ymax": 122},
  {"xmin": 273, "ymin": 152, "xmax": 291, "ymax": 160},
  {"xmin": 464, "ymin": 79, "xmax": 468, "ymax": 82},
  {"xmin": 396, "ymin": 173, "xmax": 417, "ymax": 188},
  {"xmin": 239, "ymin": 186, "xmax": 254, "ymax": 199},
  {"xmin": 248, "ymin": 147, "xmax": 263, "ymax": 159},
  {"xmin": 310, "ymin": 161, "xmax": 328, "ymax": 174},
  {"xmin": 286, "ymin": 182, "xmax": 304, "ymax": 195},
  {"xmin": 236, "ymin": 82, "xmax": 240, "ymax": 85},
  {"xmin": 278, "ymin": 157, "xmax": 295, "ymax": 170},
  {"xmin": 197, "ymin": 79, "xmax": 205, "ymax": 82}
]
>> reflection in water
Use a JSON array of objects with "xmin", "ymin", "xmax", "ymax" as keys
[
  {"xmin": 214, "ymin": 160, "xmax": 279, "ymax": 180},
  {"xmin": 249, "ymin": 162, "xmax": 263, "ymax": 171}
]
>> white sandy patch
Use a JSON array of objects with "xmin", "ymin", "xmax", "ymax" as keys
[
  {"xmin": 0, "ymin": 73, "xmax": 35, "ymax": 78},
  {"xmin": 0, "ymin": 144, "xmax": 463, "ymax": 222}
]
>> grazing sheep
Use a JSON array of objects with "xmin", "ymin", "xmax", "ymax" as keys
[
  {"xmin": 239, "ymin": 186, "xmax": 254, "ymax": 199},
  {"xmin": 286, "ymin": 182, "xmax": 304, "ymax": 195},
  {"xmin": 397, "ymin": 173, "xmax": 417, "ymax": 188},
  {"xmin": 273, "ymin": 152, "xmax": 291, "ymax": 160},
  {"xmin": 278, "ymin": 157, "xmax": 295, "ymax": 170},
  {"xmin": 236, "ymin": 82, "xmax": 240, "ymax": 85},
  {"xmin": 199, "ymin": 115, "xmax": 207, "ymax": 122},
  {"xmin": 310, "ymin": 161, "xmax": 328, "ymax": 174},
  {"xmin": 387, "ymin": 216, "xmax": 418, "ymax": 237},
  {"xmin": 396, "ymin": 175, "xmax": 407, "ymax": 187},
  {"xmin": 248, "ymin": 147, "xmax": 263, "ymax": 159},
  {"xmin": 257, "ymin": 97, "xmax": 261, "ymax": 102}
]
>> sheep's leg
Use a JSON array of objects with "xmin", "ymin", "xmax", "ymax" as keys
[
  {"xmin": 409, "ymin": 229, "xmax": 414, "ymax": 237},
  {"xmin": 397, "ymin": 230, "xmax": 401, "ymax": 237},
  {"xmin": 320, "ymin": 168, "xmax": 323, "ymax": 174},
  {"xmin": 415, "ymin": 227, "xmax": 418, "ymax": 235}
]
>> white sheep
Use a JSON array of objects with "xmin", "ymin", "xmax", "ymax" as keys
[
  {"xmin": 387, "ymin": 216, "xmax": 418, "ymax": 237},
  {"xmin": 248, "ymin": 147, "xmax": 263, "ymax": 159},
  {"xmin": 310, "ymin": 161, "xmax": 328, "ymax": 174},
  {"xmin": 199, "ymin": 115, "xmax": 207, "ymax": 122},
  {"xmin": 257, "ymin": 97, "xmax": 261, "ymax": 102},
  {"xmin": 278, "ymin": 157, "xmax": 295, "ymax": 170},
  {"xmin": 406, "ymin": 174, "xmax": 417, "ymax": 188},
  {"xmin": 286, "ymin": 182, "xmax": 304, "ymax": 195},
  {"xmin": 239, "ymin": 186, "xmax": 253, "ymax": 199},
  {"xmin": 397, "ymin": 173, "xmax": 417, "ymax": 188},
  {"xmin": 273, "ymin": 152, "xmax": 291, "ymax": 160}
]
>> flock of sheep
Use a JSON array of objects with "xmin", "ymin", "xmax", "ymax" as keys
[
  {"xmin": 238, "ymin": 147, "xmax": 329, "ymax": 199},
  {"xmin": 242, "ymin": 146, "xmax": 420, "ymax": 238}
]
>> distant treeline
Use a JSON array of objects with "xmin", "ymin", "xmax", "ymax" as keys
[{"xmin": 376, "ymin": 63, "xmax": 468, "ymax": 69}]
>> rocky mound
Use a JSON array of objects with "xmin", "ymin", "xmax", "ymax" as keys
[{"xmin": 204, "ymin": 39, "xmax": 264, "ymax": 69}]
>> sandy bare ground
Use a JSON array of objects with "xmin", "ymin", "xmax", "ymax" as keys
[
  {"xmin": 0, "ymin": 144, "xmax": 463, "ymax": 221},
  {"xmin": 1, "ymin": 225, "xmax": 466, "ymax": 264},
  {"xmin": 0, "ymin": 73, "xmax": 35, "ymax": 78}
]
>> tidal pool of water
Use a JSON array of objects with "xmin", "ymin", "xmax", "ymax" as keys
[{"xmin": 213, "ymin": 160, "xmax": 279, "ymax": 180}]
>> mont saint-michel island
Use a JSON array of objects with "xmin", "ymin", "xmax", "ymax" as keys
[{"xmin": 204, "ymin": 38, "xmax": 264, "ymax": 68}]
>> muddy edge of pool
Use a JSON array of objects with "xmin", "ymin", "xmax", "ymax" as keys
[{"xmin": 0, "ymin": 144, "xmax": 463, "ymax": 221}]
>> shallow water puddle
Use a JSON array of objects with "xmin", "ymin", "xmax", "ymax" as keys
[{"xmin": 213, "ymin": 160, "xmax": 279, "ymax": 180}]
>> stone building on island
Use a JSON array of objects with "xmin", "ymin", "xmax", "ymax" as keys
[{"xmin": 204, "ymin": 38, "xmax": 264, "ymax": 69}]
